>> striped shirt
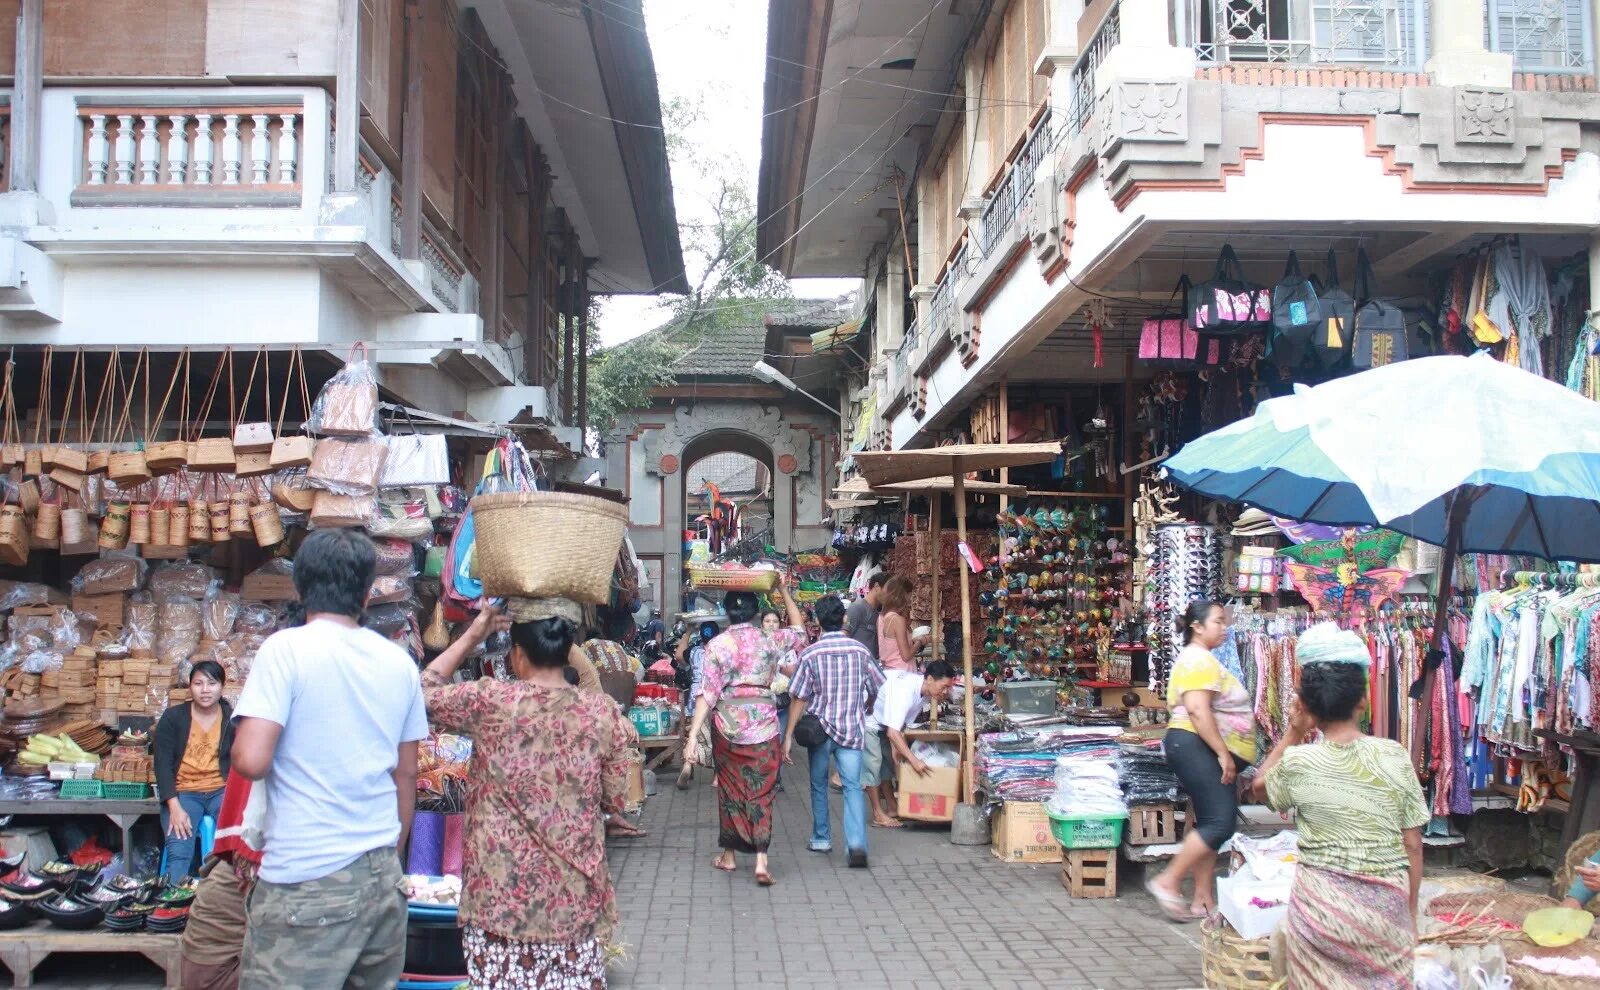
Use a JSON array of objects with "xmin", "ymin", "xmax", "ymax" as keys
[{"xmin": 789, "ymin": 632, "xmax": 884, "ymax": 750}]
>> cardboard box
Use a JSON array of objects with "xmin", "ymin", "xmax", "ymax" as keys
[
  {"xmin": 991, "ymin": 801, "xmax": 1063, "ymax": 864},
  {"xmin": 897, "ymin": 764, "xmax": 961, "ymax": 823}
]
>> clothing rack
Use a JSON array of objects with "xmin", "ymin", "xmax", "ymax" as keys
[{"xmin": 1501, "ymin": 570, "xmax": 1600, "ymax": 590}]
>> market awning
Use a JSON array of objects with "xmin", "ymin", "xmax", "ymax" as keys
[
  {"xmin": 809, "ymin": 317, "xmax": 863, "ymax": 352},
  {"xmin": 834, "ymin": 476, "xmax": 1026, "ymax": 497},
  {"xmin": 853, "ymin": 442, "xmax": 1064, "ymax": 487}
]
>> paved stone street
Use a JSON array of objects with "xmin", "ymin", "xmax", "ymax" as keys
[
  {"xmin": 607, "ymin": 771, "xmax": 1205, "ymax": 990},
  {"xmin": 6, "ymin": 771, "xmax": 1205, "ymax": 988}
]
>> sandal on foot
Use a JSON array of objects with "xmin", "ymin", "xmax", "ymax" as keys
[
  {"xmin": 871, "ymin": 818, "xmax": 904, "ymax": 829},
  {"xmin": 755, "ymin": 869, "xmax": 775, "ymax": 887},
  {"xmin": 1145, "ymin": 878, "xmax": 1198, "ymax": 924},
  {"xmin": 711, "ymin": 856, "xmax": 736, "ymax": 873}
]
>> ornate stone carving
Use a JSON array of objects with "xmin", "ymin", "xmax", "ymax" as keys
[
  {"xmin": 910, "ymin": 378, "xmax": 927, "ymax": 420},
  {"xmin": 641, "ymin": 404, "xmax": 816, "ymax": 477},
  {"xmin": 954, "ymin": 309, "xmax": 980, "ymax": 367},
  {"xmin": 1455, "ymin": 88, "xmax": 1515, "ymax": 144},
  {"xmin": 1027, "ymin": 167, "xmax": 1062, "ymax": 272},
  {"xmin": 1105, "ymin": 81, "xmax": 1189, "ymax": 152}
]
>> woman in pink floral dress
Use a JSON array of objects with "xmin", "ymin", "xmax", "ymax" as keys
[
  {"xmin": 683, "ymin": 584, "xmax": 806, "ymax": 886},
  {"xmin": 423, "ymin": 599, "xmax": 638, "ymax": 989}
]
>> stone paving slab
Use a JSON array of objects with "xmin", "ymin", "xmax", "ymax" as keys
[{"xmin": 607, "ymin": 772, "xmax": 1206, "ymax": 990}]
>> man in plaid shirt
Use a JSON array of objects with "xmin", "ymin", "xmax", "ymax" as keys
[{"xmin": 783, "ymin": 595, "xmax": 884, "ymax": 868}]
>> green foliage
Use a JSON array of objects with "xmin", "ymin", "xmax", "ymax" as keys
[{"xmin": 586, "ymin": 93, "xmax": 793, "ymax": 443}]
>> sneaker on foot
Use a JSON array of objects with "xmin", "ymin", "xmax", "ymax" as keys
[
  {"xmin": 808, "ymin": 841, "xmax": 832, "ymax": 853},
  {"xmin": 847, "ymin": 849, "xmax": 869, "ymax": 868}
]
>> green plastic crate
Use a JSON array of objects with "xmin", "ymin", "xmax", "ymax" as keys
[
  {"xmin": 102, "ymin": 783, "xmax": 149, "ymax": 800},
  {"xmin": 57, "ymin": 780, "xmax": 104, "ymax": 799},
  {"xmin": 1047, "ymin": 810, "xmax": 1128, "ymax": 849}
]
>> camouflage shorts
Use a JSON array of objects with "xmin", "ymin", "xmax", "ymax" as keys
[{"xmin": 239, "ymin": 847, "xmax": 408, "ymax": 990}]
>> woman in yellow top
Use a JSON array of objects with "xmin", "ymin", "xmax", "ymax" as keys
[
  {"xmin": 1148, "ymin": 601, "xmax": 1256, "ymax": 922},
  {"xmin": 153, "ymin": 660, "xmax": 234, "ymax": 881}
]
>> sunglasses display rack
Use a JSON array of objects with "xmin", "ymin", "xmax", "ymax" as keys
[
  {"xmin": 977, "ymin": 501, "xmax": 1133, "ymax": 685},
  {"xmin": 1145, "ymin": 523, "xmax": 1223, "ymax": 691}
]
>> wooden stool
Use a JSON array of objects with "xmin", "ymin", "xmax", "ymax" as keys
[
  {"xmin": 1127, "ymin": 803, "xmax": 1184, "ymax": 846},
  {"xmin": 1060, "ymin": 848, "xmax": 1118, "ymax": 898}
]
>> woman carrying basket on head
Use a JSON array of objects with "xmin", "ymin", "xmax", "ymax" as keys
[{"xmin": 683, "ymin": 583, "xmax": 806, "ymax": 887}]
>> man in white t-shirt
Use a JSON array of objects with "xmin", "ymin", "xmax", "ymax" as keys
[
  {"xmin": 231, "ymin": 529, "xmax": 428, "ymax": 990},
  {"xmin": 871, "ymin": 661, "xmax": 956, "ymax": 782}
]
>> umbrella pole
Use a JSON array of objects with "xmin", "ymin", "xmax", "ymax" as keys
[
  {"xmin": 929, "ymin": 492, "xmax": 943, "ymax": 722},
  {"xmin": 954, "ymin": 472, "xmax": 975, "ymax": 805},
  {"xmin": 1411, "ymin": 487, "xmax": 1474, "ymax": 776}
]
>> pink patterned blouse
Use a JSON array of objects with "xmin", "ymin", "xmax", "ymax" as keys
[
  {"xmin": 424, "ymin": 678, "xmax": 638, "ymax": 943},
  {"xmin": 700, "ymin": 623, "xmax": 807, "ymax": 745}
]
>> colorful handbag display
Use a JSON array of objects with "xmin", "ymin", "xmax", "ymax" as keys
[
  {"xmin": 1189, "ymin": 244, "xmax": 1272, "ymax": 334},
  {"xmin": 1270, "ymin": 250, "xmax": 1320, "ymax": 359},
  {"xmin": 1139, "ymin": 275, "xmax": 1220, "ymax": 367},
  {"xmin": 1314, "ymin": 248, "xmax": 1356, "ymax": 366},
  {"xmin": 1350, "ymin": 249, "xmax": 1408, "ymax": 369}
]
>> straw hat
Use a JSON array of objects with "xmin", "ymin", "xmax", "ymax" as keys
[{"xmin": 1231, "ymin": 507, "xmax": 1278, "ymax": 537}]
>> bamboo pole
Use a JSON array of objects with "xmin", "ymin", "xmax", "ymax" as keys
[{"xmin": 954, "ymin": 471, "xmax": 976, "ymax": 804}]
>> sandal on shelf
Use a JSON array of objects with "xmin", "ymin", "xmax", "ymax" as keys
[{"xmin": 1145, "ymin": 878, "xmax": 1198, "ymax": 924}]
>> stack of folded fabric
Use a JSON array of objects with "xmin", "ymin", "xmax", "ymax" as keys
[{"xmin": 977, "ymin": 726, "xmax": 1121, "ymax": 802}]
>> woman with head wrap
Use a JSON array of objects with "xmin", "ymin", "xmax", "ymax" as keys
[{"xmin": 1249, "ymin": 622, "xmax": 1429, "ymax": 990}]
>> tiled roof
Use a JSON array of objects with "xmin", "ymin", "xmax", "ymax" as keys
[{"xmin": 639, "ymin": 292, "xmax": 859, "ymax": 380}]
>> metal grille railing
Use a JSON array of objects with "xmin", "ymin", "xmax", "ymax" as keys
[
  {"xmin": 1487, "ymin": 0, "xmax": 1592, "ymax": 73},
  {"xmin": 1179, "ymin": 0, "xmax": 1426, "ymax": 69},
  {"xmin": 893, "ymin": 317, "xmax": 918, "ymax": 390},
  {"xmin": 1064, "ymin": 4, "xmax": 1120, "ymax": 141},
  {"xmin": 976, "ymin": 109, "xmax": 1053, "ymax": 259},
  {"xmin": 928, "ymin": 266, "xmax": 957, "ymax": 348}
]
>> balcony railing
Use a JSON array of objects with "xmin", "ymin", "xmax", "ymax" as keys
[
  {"xmin": 74, "ymin": 101, "xmax": 304, "ymax": 206},
  {"xmin": 893, "ymin": 318, "xmax": 918, "ymax": 389},
  {"xmin": 928, "ymin": 266, "xmax": 957, "ymax": 350},
  {"xmin": 1487, "ymin": 0, "xmax": 1593, "ymax": 73},
  {"xmin": 976, "ymin": 109, "xmax": 1052, "ymax": 260},
  {"xmin": 1177, "ymin": 0, "xmax": 1426, "ymax": 70},
  {"xmin": 1064, "ymin": 5, "xmax": 1120, "ymax": 141}
]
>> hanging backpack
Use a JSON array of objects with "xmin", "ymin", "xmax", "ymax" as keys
[
  {"xmin": 1188, "ymin": 244, "xmax": 1272, "ymax": 335},
  {"xmin": 1350, "ymin": 248, "xmax": 1409, "ymax": 369},
  {"xmin": 1315, "ymin": 248, "xmax": 1356, "ymax": 367},
  {"xmin": 1269, "ymin": 250, "xmax": 1320, "ymax": 358}
]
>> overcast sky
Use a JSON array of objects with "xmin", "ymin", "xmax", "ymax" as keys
[{"xmin": 595, "ymin": 0, "xmax": 854, "ymax": 347}]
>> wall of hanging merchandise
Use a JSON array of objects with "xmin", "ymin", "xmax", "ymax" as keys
[
  {"xmin": 1144, "ymin": 523, "xmax": 1222, "ymax": 692},
  {"xmin": 977, "ymin": 499, "xmax": 1131, "ymax": 684},
  {"xmin": 830, "ymin": 507, "xmax": 902, "ymax": 555},
  {"xmin": 0, "ymin": 343, "xmax": 575, "ymax": 776},
  {"xmin": 968, "ymin": 389, "xmax": 1125, "ymax": 492}
]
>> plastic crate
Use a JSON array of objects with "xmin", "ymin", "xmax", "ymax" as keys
[
  {"xmin": 57, "ymin": 780, "xmax": 105, "ymax": 799},
  {"xmin": 1047, "ymin": 811, "xmax": 1128, "ymax": 849},
  {"xmin": 102, "ymin": 783, "xmax": 150, "ymax": 800}
]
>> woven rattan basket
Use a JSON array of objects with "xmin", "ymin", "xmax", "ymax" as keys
[
  {"xmin": 1506, "ymin": 944, "xmax": 1600, "ymax": 990},
  {"xmin": 1428, "ymin": 891, "xmax": 1562, "ymax": 928},
  {"xmin": 1558, "ymin": 831, "xmax": 1600, "ymax": 910},
  {"xmin": 1199, "ymin": 917, "xmax": 1282, "ymax": 990},
  {"xmin": 471, "ymin": 491, "xmax": 627, "ymax": 604}
]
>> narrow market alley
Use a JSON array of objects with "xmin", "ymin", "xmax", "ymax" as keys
[{"xmin": 604, "ymin": 781, "xmax": 1204, "ymax": 990}]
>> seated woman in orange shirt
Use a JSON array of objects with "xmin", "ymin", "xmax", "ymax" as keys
[{"xmin": 153, "ymin": 660, "xmax": 234, "ymax": 881}]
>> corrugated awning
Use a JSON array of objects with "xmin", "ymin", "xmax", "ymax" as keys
[{"xmin": 809, "ymin": 318, "xmax": 863, "ymax": 351}]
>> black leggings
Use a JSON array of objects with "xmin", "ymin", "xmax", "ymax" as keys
[{"xmin": 1165, "ymin": 728, "xmax": 1249, "ymax": 850}]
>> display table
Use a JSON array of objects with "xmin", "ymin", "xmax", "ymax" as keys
[
  {"xmin": 638, "ymin": 734, "xmax": 683, "ymax": 772},
  {"xmin": 0, "ymin": 799, "xmax": 160, "ymax": 869},
  {"xmin": 0, "ymin": 920, "xmax": 181, "ymax": 987}
]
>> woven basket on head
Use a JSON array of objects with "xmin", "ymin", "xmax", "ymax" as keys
[
  {"xmin": 1557, "ymin": 831, "xmax": 1600, "ymax": 912},
  {"xmin": 470, "ymin": 491, "xmax": 627, "ymax": 605},
  {"xmin": 1507, "ymin": 944, "xmax": 1600, "ymax": 990},
  {"xmin": 1199, "ymin": 917, "xmax": 1282, "ymax": 990}
]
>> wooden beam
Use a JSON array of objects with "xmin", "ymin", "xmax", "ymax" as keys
[
  {"xmin": 10, "ymin": 0, "xmax": 42, "ymax": 193},
  {"xmin": 398, "ymin": 0, "xmax": 424, "ymax": 260},
  {"xmin": 333, "ymin": 0, "xmax": 362, "ymax": 194},
  {"xmin": 562, "ymin": 229, "xmax": 576, "ymax": 424},
  {"xmin": 1372, "ymin": 229, "xmax": 1476, "ymax": 279}
]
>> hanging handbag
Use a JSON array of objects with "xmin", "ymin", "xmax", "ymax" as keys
[
  {"xmin": 1314, "ymin": 248, "xmax": 1356, "ymax": 366},
  {"xmin": 270, "ymin": 347, "xmax": 318, "ymax": 468},
  {"xmin": 1350, "ymin": 249, "xmax": 1408, "ymax": 369},
  {"xmin": 0, "ymin": 355, "xmax": 22, "ymax": 469},
  {"xmin": 310, "ymin": 342, "xmax": 379, "ymax": 437},
  {"xmin": 0, "ymin": 488, "xmax": 28, "ymax": 567},
  {"xmin": 233, "ymin": 346, "xmax": 275, "ymax": 453},
  {"xmin": 187, "ymin": 349, "xmax": 236, "ymax": 473},
  {"xmin": 107, "ymin": 349, "xmax": 152, "ymax": 486},
  {"xmin": 380, "ymin": 433, "xmax": 449, "ymax": 488},
  {"xmin": 48, "ymin": 349, "xmax": 90, "ymax": 481},
  {"xmin": 144, "ymin": 349, "xmax": 190, "ymax": 476},
  {"xmin": 1269, "ymin": 250, "xmax": 1320, "ymax": 358},
  {"xmin": 1139, "ymin": 275, "xmax": 1220, "ymax": 368},
  {"xmin": 1188, "ymin": 244, "xmax": 1271, "ymax": 334}
]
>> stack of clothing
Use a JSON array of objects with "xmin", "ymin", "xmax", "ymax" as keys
[
  {"xmin": 977, "ymin": 726, "xmax": 1120, "ymax": 803},
  {"xmin": 1117, "ymin": 741, "xmax": 1184, "ymax": 806},
  {"xmin": 1046, "ymin": 755, "xmax": 1127, "ymax": 819}
]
